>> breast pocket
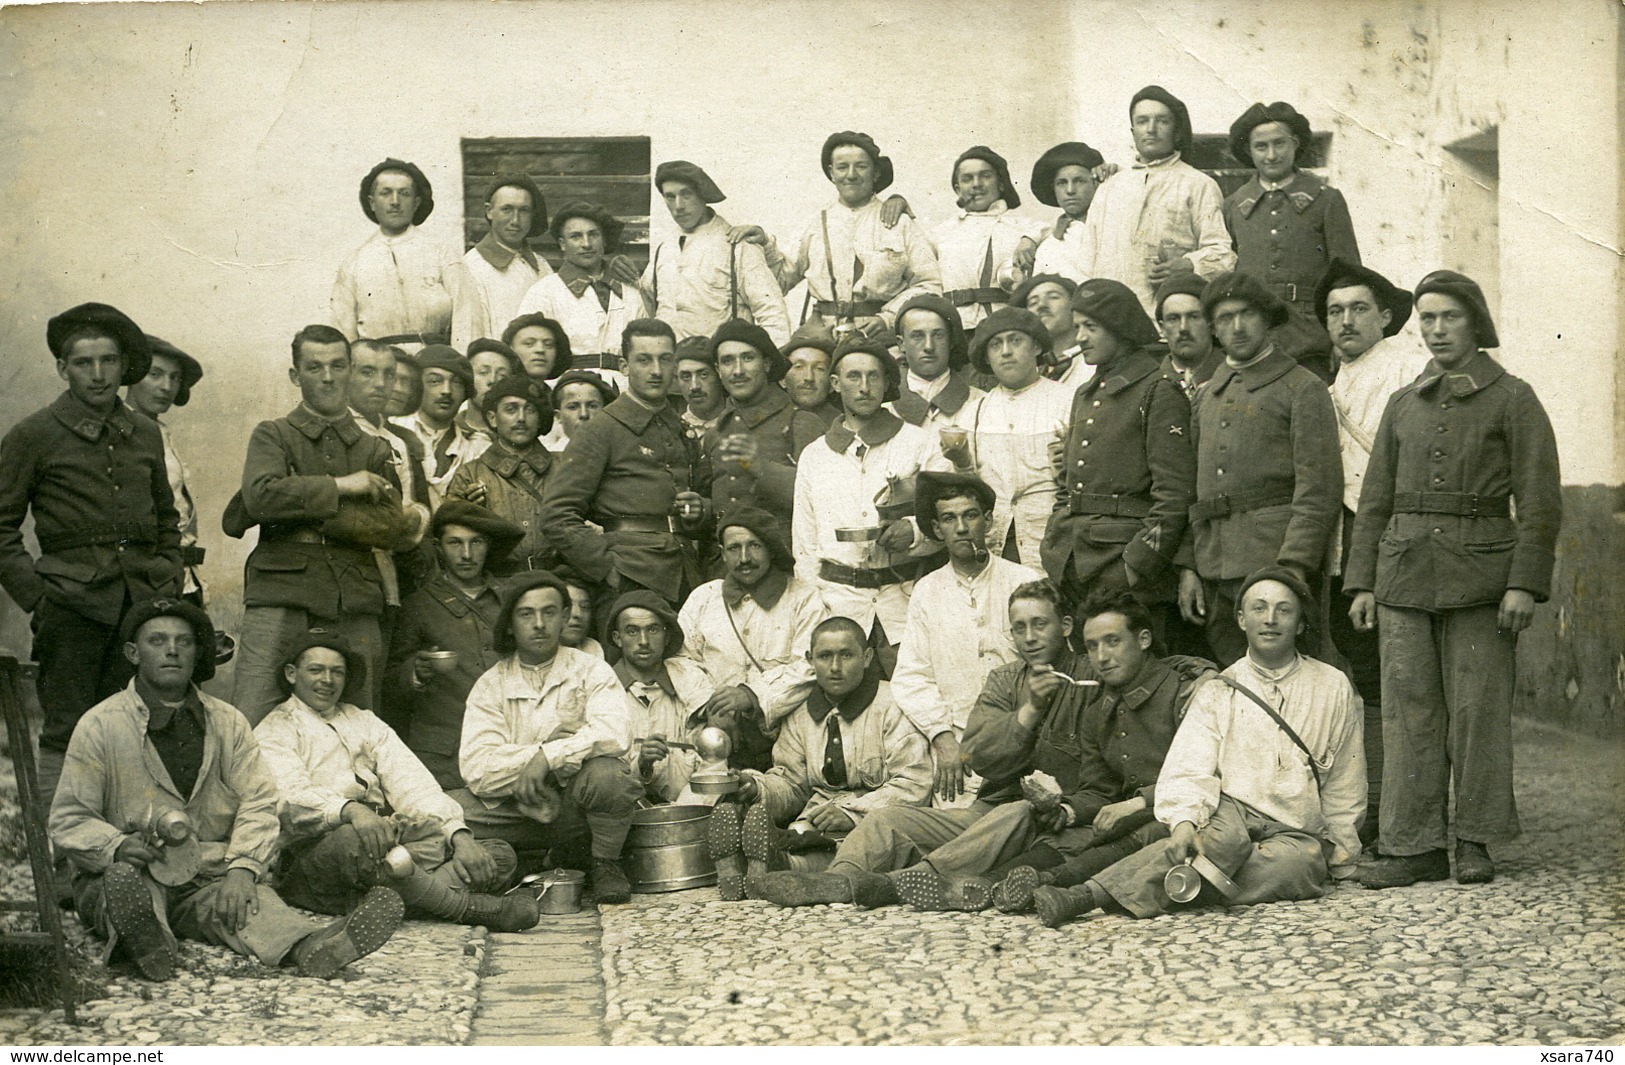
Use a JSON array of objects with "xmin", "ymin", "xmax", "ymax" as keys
[{"xmin": 850, "ymin": 755, "xmax": 886, "ymax": 790}]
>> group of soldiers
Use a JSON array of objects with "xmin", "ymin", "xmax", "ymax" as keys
[{"xmin": 1, "ymin": 82, "xmax": 1562, "ymax": 984}]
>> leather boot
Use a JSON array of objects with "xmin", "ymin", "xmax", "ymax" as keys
[
  {"xmin": 393, "ymin": 864, "xmax": 539, "ymax": 931},
  {"xmin": 1032, "ymin": 883, "xmax": 1098, "ymax": 929},
  {"xmin": 992, "ymin": 866, "xmax": 1055, "ymax": 914},
  {"xmin": 294, "ymin": 886, "xmax": 403, "ymax": 978}
]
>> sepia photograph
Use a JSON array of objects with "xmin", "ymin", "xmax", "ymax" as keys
[{"xmin": 0, "ymin": 0, "xmax": 1620, "ymax": 1048}]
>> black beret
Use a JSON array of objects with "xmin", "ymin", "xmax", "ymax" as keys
[
  {"xmin": 47, "ymin": 303, "xmax": 151, "ymax": 386},
  {"xmin": 143, "ymin": 335, "xmax": 204, "ymax": 407},
  {"xmin": 430, "ymin": 498, "xmax": 527, "ymax": 563},
  {"xmin": 951, "ymin": 145, "xmax": 1020, "ymax": 209},
  {"xmin": 1313, "ymin": 259, "xmax": 1413, "ymax": 337},
  {"xmin": 1413, "ymin": 269, "xmax": 1499, "ymax": 349},
  {"xmin": 915, "ymin": 471, "xmax": 997, "ymax": 541},
  {"xmin": 1030, "ymin": 142, "xmax": 1105, "ymax": 208},
  {"xmin": 1228, "ymin": 102, "xmax": 1315, "ymax": 168},
  {"xmin": 1129, "ymin": 85, "xmax": 1193, "ymax": 156},
  {"xmin": 485, "ymin": 173, "xmax": 548, "ymax": 238},
  {"xmin": 1237, "ymin": 565, "xmax": 1317, "ymax": 640},
  {"xmin": 1200, "ymin": 272, "xmax": 1291, "ymax": 330},
  {"xmin": 709, "ymin": 318, "xmax": 787, "ymax": 382},
  {"xmin": 552, "ymin": 368, "xmax": 619, "ymax": 406},
  {"xmin": 466, "ymin": 338, "xmax": 521, "ymax": 370},
  {"xmin": 894, "ymin": 293, "xmax": 970, "ymax": 370},
  {"xmin": 479, "ymin": 373, "xmax": 555, "ymax": 436},
  {"xmin": 674, "ymin": 335, "xmax": 715, "ymax": 367},
  {"xmin": 969, "ymin": 306, "xmax": 1052, "ymax": 375},
  {"xmin": 830, "ymin": 337, "xmax": 902, "ymax": 403},
  {"xmin": 783, "ymin": 320, "xmax": 837, "ymax": 357},
  {"xmin": 1011, "ymin": 274, "xmax": 1078, "ymax": 311},
  {"xmin": 415, "ymin": 345, "xmax": 474, "ymax": 391},
  {"xmin": 119, "ymin": 597, "xmax": 217, "ymax": 684},
  {"xmin": 1071, "ymin": 278, "xmax": 1161, "ymax": 349},
  {"xmin": 1152, "ymin": 274, "xmax": 1211, "ymax": 321},
  {"xmin": 655, "ymin": 160, "xmax": 725, "ymax": 203},
  {"xmin": 821, "ymin": 131, "xmax": 894, "ymax": 193},
  {"xmin": 549, "ymin": 202, "xmax": 625, "ymax": 253},
  {"xmin": 606, "ymin": 589, "xmax": 684, "ymax": 660},
  {"xmin": 360, "ymin": 158, "xmax": 433, "ymax": 226},
  {"xmin": 279, "ymin": 628, "xmax": 367, "ymax": 702}
]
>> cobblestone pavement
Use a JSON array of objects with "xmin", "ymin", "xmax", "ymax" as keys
[{"xmin": 593, "ymin": 718, "xmax": 1623, "ymax": 1045}]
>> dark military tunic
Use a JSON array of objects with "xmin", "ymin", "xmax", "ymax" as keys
[
  {"xmin": 446, "ymin": 439, "xmax": 559, "ymax": 573},
  {"xmin": 1040, "ymin": 349, "xmax": 1195, "ymax": 597},
  {"xmin": 1223, "ymin": 171, "xmax": 1360, "ymax": 379},
  {"xmin": 705, "ymin": 384, "xmax": 823, "ymax": 532}
]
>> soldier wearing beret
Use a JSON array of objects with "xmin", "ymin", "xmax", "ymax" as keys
[
  {"xmin": 1177, "ymin": 273, "xmax": 1342, "ymax": 666},
  {"xmin": 932, "ymin": 146, "xmax": 1045, "ymax": 329},
  {"xmin": 451, "ymin": 174, "xmax": 552, "ymax": 351},
  {"xmin": 0, "ymin": 303, "xmax": 182, "ymax": 806},
  {"xmin": 781, "ymin": 320, "xmax": 843, "ymax": 427},
  {"xmin": 124, "ymin": 334, "xmax": 207, "ymax": 607},
  {"xmin": 1349, "ymin": 271, "xmax": 1561, "ymax": 890},
  {"xmin": 1040, "ymin": 279, "xmax": 1195, "ymax": 643},
  {"xmin": 517, "ymin": 202, "xmax": 641, "ymax": 376},
  {"xmin": 332, "ymin": 158, "xmax": 458, "ymax": 349},
  {"xmin": 674, "ymin": 335, "xmax": 728, "ymax": 441},
  {"xmin": 540, "ymin": 319, "xmax": 711, "ymax": 630},
  {"xmin": 640, "ymin": 160, "xmax": 790, "ymax": 347},
  {"xmin": 706, "ymin": 319, "xmax": 826, "ymax": 538},
  {"xmin": 446, "ymin": 373, "xmax": 561, "ymax": 574},
  {"xmin": 1011, "ymin": 274, "xmax": 1089, "ymax": 392},
  {"xmin": 387, "ymin": 500, "xmax": 524, "ymax": 791},
  {"xmin": 889, "ymin": 293, "xmax": 985, "ymax": 437},
  {"xmin": 456, "ymin": 338, "xmax": 522, "ymax": 444},
  {"xmin": 1030, "ymin": 141, "xmax": 1111, "ymax": 281},
  {"xmin": 232, "ymin": 325, "xmax": 412, "ymax": 724},
  {"xmin": 389, "ymin": 344, "xmax": 489, "ymax": 510},
  {"xmin": 1153, "ymin": 274, "xmax": 1225, "ymax": 398},
  {"xmin": 1222, "ymin": 102, "xmax": 1362, "ymax": 382}
]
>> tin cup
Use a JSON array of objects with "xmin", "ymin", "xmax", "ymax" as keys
[{"xmin": 1163, "ymin": 862, "xmax": 1203, "ymax": 904}]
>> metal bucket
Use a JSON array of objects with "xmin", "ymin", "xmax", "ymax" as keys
[{"xmin": 624, "ymin": 805, "xmax": 717, "ymax": 893}]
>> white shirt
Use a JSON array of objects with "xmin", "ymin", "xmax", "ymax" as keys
[
  {"xmin": 517, "ymin": 270, "xmax": 638, "ymax": 358},
  {"xmin": 1155, "ymin": 653, "xmax": 1366, "ymax": 879},
  {"xmin": 458, "ymin": 648, "xmax": 631, "ymax": 805},
  {"xmin": 678, "ymin": 573, "xmax": 828, "ymax": 727},
  {"xmin": 1075, "ymin": 153, "xmax": 1236, "ymax": 313},
  {"xmin": 892, "ymin": 370, "xmax": 988, "ymax": 439},
  {"xmin": 640, "ymin": 212, "xmax": 791, "ymax": 346},
  {"xmin": 891, "ymin": 556, "xmax": 1042, "ymax": 740},
  {"xmin": 450, "ymin": 239, "xmax": 551, "ymax": 350},
  {"xmin": 155, "ymin": 419, "xmax": 199, "ymax": 596},
  {"xmin": 255, "ymin": 695, "xmax": 466, "ymax": 843},
  {"xmin": 331, "ymin": 226, "xmax": 458, "ymax": 345},
  {"xmin": 619, "ymin": 658, "xmax": 715, "ymax": 803},
  {"xmin": 791, "ymin": 420, "xmax": 939, "ymax": 642},
  {"xmin": 780, "ymin": 198, "xmax": 943, "ymax": 328},
  {"xmin": 1032, "ymin": 212, "xmax": 1089, "ymax": 282},
  {"xmin": 1329, "ymin": 336, "xmax": 1431, "ymax": 513},
  {"xmin": 388, "ymin": 412, "xmax": 488, "ymax": 511},
  {"xmin": 930, "ymin": 200, "xmax": 1044, "ymax": 329},
  {"xmin": 964, "ymin": 376, "xmax": 1074, "ymax": 565}
]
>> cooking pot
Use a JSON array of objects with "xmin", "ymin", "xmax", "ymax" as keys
[{"xmin": 623, "ymin": 805, "xmax": 717, "ymax": 893}]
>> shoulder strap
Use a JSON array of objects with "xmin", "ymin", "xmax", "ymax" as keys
[
  {"xmin": 820, "ymin": 210, "xmax": 840, "ymax": 298},
  {"xmin": 722, "ymin": 597, "xmax": 766, "ymax": 673},
  {"xmin": 650, "ymin": 244, "xmax": 661, "ymax": 309},
  {"xmin": 1216, "ymin": 675, "xmax": 1323, "ymax": 790},
  {"xmin": 728, "ymin": 240, "xmax": 739, "ymax": 320},
  {"xmin": 1331, "ymin": 393, "xmax": 1375, "ymax": 454}
]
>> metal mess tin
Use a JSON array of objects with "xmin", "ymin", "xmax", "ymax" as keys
[{"xmin": 510, "ymin": 868, "xmax": 586, "ymax": 914}]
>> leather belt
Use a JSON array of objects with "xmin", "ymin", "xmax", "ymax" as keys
[
  {"xmin": 1393, "ymin": 492, "xmax": 1510, "ymax": 518},
  {"xmin": 814, "ymin": 299, "xmax": 885, "ymax": 319},
  {"xmin": 268, "ymin": 528, "xmax": 332, "ymax": 545},
  {"xmin": 1189, "ymin": 489, "xmax": 1295, "ymax": 523},
  {"xmin": 1269, "ymin": 282, "xmax": 1307, "ymax": 303},
  {"xmin": 374, "ymin": 332, "xmax": 449, "ymax": 347},
  {"xmin": 945, "ymin": 287, "xmax": 1009, "ymax": 307},
  {"xmin": 570, "ymin": 353, "xmax": 623, "ymax": 371},
  {"xmin": 37, "ymin": 524, "xmax": 161, "ymax": 553},
  {"xmin": 818, "ymin": 558, "xmax": 924, "ymax": 589},
  {"xmin": 180, "ymin": 546, "xmax": 207, "ymax": 566},
  {"xmin": 1070, "ymin": 493, "xmax": 1151, "ymax": 518},
  {"xmin": 597, "ymin": 515, "xmax": 671, "ymax": 535}
]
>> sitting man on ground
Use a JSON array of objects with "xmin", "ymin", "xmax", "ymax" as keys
[
  {"xmin": 50, "ymin": 599, "xmax": 403, "ymax": 981},
  {"xmin": 257, "ymin": 631, "xmax": 538, "ymax": 931},
  {"xmin": 707, "ymin": 617, "xmax": 933, "ymax": 900},
  {"xmin": 677, "ymin": 507, "xmax": 827, "ymax": 772},
  {"xmin": 608, "ymin": 590, "xmax": 716, "ymax": 803},
  {"xmin": 455, "ymin": 571, "xmax": 644, "ymax": 903},
  {"xmin": 1030, "ymin": 567, "xmax": 1365, "ymax": 927}
]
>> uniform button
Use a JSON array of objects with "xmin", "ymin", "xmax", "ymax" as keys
[
  {"xmin": 1220, "ymin": 420, "xmax": 1229, "ymax": 428},
  {"xmin": 1434, "ymin": 476, "xmax": 1444, "ymax": 484},
  {"xmin": 1120, "ymin": 754, "xmax": 1129, "ymax": 760},
  {"xmin": 1092, "ymin": 401, "xmax": 1101, "ymax": 408},
  {"xmin": 1217, "ymin": 467, "xmax": 1225, "ymax": 475},
  {"xmin": 1433, "ymin": 527, "xmax": 1444, "ymax": 535},
  {"xmin": 1081, "ymin": 440, "xmax": 1089, "ymax": 447},
  {"xmin": 1118, "ymin": 732, "xmax": 1127, "ymax": 739},
  {"xmin": 1085, "ymin": 419, "xmax": 1094, "ymax": 425},
  {"xmin": 1076, "ymin": 460, "xmax": 1085, "ymax": 467}
]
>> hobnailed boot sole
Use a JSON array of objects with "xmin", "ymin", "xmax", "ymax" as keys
[
  {"xmin": 103, "ymin": 863, "xmax": 174, "ymax": 981},
  {"xmin": 740, "ymin": 805, "xmax": 781, "ymax": 897},
  {"xmin": 708, "ymin": 805, "xmax": 746, "ymax": 901},
  {"xmin": 992, "ymin": 866, "xmax": 1049, "ymax": 914},
  {"xmin": 893, "ymin": 869, "xmax": 992, "ymax": 912},
  {"xmin": 297, "ymin": 886, "xmax": 404, "ymax": 978}
]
